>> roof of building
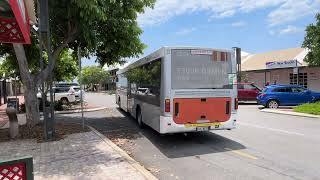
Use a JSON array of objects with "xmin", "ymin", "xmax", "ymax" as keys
[{"xmin": 241, "ymin": 48, "xmax": 308, "ymax": 71}]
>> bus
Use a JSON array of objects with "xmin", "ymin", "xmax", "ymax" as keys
[{"xmin": 116, "ymin": 47, "xmax": 239, "ymax": 134}]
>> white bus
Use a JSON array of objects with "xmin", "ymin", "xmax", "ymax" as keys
[{"xmin": 116, "ymin": 47, "xmax": 239, "ymax": 134}]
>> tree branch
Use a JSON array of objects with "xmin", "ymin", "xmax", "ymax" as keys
[{"xmin": 34, "ymin": 35, "xmax": 75, "ymax": 86}]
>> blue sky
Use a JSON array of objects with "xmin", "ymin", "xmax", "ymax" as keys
[{"xmin": 83, "ymin": 0, "xmax": 320, "ymax": 68}]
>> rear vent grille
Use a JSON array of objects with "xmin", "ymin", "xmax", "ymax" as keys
[{"xmin": 226, "ymin": 101, "xmax": 230, "ymax": 114}]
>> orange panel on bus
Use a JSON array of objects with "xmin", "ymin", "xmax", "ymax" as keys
[{"xmin": 173, "ymin": 98, "xmax": 231, "ymax": 124}]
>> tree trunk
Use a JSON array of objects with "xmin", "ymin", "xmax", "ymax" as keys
[
  {"xmin": 13, "ymin": 44, "xmax": 40, "ymax": 127},
  {"xmin": 23, "ymin": 83, "xmax": 40, "ymax": 126}
]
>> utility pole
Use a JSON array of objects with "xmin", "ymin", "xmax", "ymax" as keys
[{"xmin": 39, "ymin": 0, "xmax": 54, "ymax": 140}]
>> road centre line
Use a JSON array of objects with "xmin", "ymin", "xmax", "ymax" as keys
[{"xmin": 238, "ymin": 122, "xmax": 305, "ymax": 136}]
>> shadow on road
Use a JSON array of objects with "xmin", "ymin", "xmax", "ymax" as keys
[{"xmin": 57, "ymin": 108, "xmax": 246, "ymax": 159}]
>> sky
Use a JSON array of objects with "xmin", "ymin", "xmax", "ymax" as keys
[{"xmin": 83, "ymin": 0, "xmax": 320, "ymax": 68}]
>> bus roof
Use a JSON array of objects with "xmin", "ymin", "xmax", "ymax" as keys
[{"xmin": 116, "ymin": 46, "xmax": 234, "ymax": 75}]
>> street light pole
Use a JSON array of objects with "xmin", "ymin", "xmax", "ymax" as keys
[{"xmin": 39, "ymin": 0, "xmax": 54, "ymax": 140}]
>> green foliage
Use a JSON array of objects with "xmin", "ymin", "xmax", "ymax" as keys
[
  {"xmin": 294, "ymin": 102, "xmax": 320, "ymax": 115},
  {"xmin": 302, "ymin": 13, "xmax": 320, "ymax": 66},
  {"xmin": 80, "ymin": 65, "xmax": 110, "ymax": 85},
  {"xmin": 54, "ymin": 50, "xmax": 78, "ymax": 82},
  {"xmin": 0, "ymin": 0, "xmax": 155, "ymax": 78},
  {"xmin": 0, "ymin": 40, "xmax": 78, "ymax": 81},
  {"xmin": 0, "ymin": 34, "xmax": 41, "ymax": 77},
  {"xmin": 50, "ymin": 0, "xmax": 155, "ymax": 65},
  {"xmin": 126, "ymin": 60, "xmax": 161, "ymax": 86}
]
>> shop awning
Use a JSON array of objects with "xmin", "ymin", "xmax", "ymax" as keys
[{"xmin": 0, "ymin": 0, "xmax": 35, "ymax": 44}]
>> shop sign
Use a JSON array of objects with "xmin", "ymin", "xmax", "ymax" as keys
[{"xmin": 266, "ymin": 59, "xmax": 298, "ymax": 69}]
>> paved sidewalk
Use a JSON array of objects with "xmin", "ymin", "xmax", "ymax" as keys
[{"xmin": 0, "ymin": 130, "xmax": 157, "ymax": 180}]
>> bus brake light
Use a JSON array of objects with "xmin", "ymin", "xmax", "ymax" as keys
[{"xmin": 165, "ymin": 99, "xmax": 170, "ymax": 112}]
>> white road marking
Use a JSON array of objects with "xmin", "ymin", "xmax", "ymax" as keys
[{"xmin": 238, "ymin": 122, "xmax": 305, "ymax": 136}]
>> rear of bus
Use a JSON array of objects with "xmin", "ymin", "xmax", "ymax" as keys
[{"xmin": 159, "ymin": 48, "xmax": 238, "ymax": 134}]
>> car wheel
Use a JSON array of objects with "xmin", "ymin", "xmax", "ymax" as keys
[
  {"xmin": 61, "ymin": 98, "xmax": 69, "ymax": 104},
  {"xmin": 267, "ymin": 100, "xmax": 279, "ymax": 109},
  {"xmin": 136, "ymin": 108, "xmax": 144, "ymax": 128}
]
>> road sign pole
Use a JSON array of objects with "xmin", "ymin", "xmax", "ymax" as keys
[{"xmin": 78, "ymin": 46, "xmax": 84, "ymax": 129}]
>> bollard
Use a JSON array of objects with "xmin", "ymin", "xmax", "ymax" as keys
[{"xmin": 6, "ymin": 107, "xmax": 19, "ymax": 139}]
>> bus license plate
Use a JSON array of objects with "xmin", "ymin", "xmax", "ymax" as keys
[{"xmin": 196, "ymin": 127, "xmax": 209, "ymax": 131}]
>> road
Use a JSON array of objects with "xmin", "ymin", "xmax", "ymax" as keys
[{"xmin": 58, "ymin": 93, "xmax": 320, "ymax": 180}]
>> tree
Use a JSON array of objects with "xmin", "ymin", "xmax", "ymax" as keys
[
  {"xmin": 80, "ymin": 66, "xmax": 110, "ymax": 91},
  {"xmin": 302, "ymin": 13, "xmax": 320, "ymax": 66},
  {"xmin": 0, "ymin": 0, "xmax": 155, "ymax": 126},
  {"xmin": 0, "ymin": 46, "xmax": 78, "ymax": 82}
]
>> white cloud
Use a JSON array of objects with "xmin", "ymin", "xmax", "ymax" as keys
[
  {"xmin": 279, "ymin": 25, "xmax": 303, "ymax": 35},
  {"xmin": 137, "ymin": 0, "xmax": 320, "ymax": 27},
  {"xmin": 176, "ymin": 27, "xmax": 197, "ymax": 35},
  {"xmin": 231, "ymin": 21, "xmax": 248, "ymax": 27},
  {"xmin": 267, "ymin": 0, "xmax": 320, "ymax": 26},
  {"xmin": 268, "ymin": 25, "xmax": 304, "ymax": 36}
]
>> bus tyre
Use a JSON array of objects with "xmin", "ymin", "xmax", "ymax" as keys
[
  {"xmin": 137, "ymin": 109, "xmax": 144, "ymax": 128},
  {"xmin": 267, "ymin": 100, "xmax": 279, "ymax": 109}
]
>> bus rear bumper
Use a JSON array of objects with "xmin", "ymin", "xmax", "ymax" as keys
[{"xmin": 159, "ymin": 113, "xmax": 237, "ymax": 134}]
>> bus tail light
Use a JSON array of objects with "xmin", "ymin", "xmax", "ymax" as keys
[
  {"xmin": 235, "ymin": 98, "xmax": 238, "ymax": 110},
  {"xmin": 165, "ymin": 99, "xmax": 170, "ymax": 112}
]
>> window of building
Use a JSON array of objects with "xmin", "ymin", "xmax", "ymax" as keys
[{"xmin": 290, "ymin": 73, "xmax": 308, "ymax": 88}]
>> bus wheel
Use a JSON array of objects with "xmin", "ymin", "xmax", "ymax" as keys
[{"xmin": 137, "ymin": 109, "xmax": 144, "ymax": 128}]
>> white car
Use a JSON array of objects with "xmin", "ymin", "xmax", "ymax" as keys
[
  {"xmin": 69, "ymin": 86, "xmax": 85, "ymax": 101},
  {"xmin": 37, "ymin": 87, "xmax": 76, "ymax": 104}
]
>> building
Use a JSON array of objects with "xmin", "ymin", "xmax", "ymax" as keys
[
  {"xmin": 102, "ymin": 68, "xmax": 118, "ymax": 90},
  {"xmin": 241, "ymin": 48, "xmax": 320, "ymax": 91}
]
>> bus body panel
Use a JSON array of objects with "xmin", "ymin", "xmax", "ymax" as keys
[
  {"xmin": 173, "ymin": 97, "xmax": 232, "ymax": 124},
  {"xmin": 159, "ymin": 113, "xmax": 237, "ymax": 134},
  {"xmin": 116, "ymin": 46, "xmax": 238, "ymax": 134}
]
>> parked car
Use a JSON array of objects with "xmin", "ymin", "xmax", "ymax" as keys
[
  {"xmin": 257, "ymin": 85, "xmax": 320, "ymax": 108},
  {"xmin": 237, "ymin": 82, "xmax": 261, "ymax": 102},
  {"xmin": 37, "ymin": 87, "xmax": 76, "ymax": 104},
  {"xmin": 69, "ymin": 86, "xmax": 85, "ymax": 101}
]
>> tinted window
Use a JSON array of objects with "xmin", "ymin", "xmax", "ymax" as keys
[
  {"xmin": 238, "ymin": 84, "xmax": 244, "ymax": 89},
  {"xmin": 273, "ymin": 87, "xmax": 291, "ymax": 92},
  {"xmin": 292, "ymin": 87, "xmax": 305, "ymax": 93},
  {"xmin": 126, "ymin": 59, "xmax": 161, "ymax": 106},
  {"xmin": 244, "ymin": 84, "xmax": 256, "ymax": 90},
  {"xmin": 171, "ymin": 49, "xmax": 232, "ymax": 89},
  {"xmin": 54, "ymin": 88, "xmax": 69, "ymax": 93}
]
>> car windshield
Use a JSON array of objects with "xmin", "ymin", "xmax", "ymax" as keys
[{"xmin": 262, "ymin": 87, "xmax": 269, "ymax": 93}]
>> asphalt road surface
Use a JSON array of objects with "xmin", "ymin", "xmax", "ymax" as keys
[{"xmin": 58, "ymin": 93, "xmax": 320, "ymax": 180}]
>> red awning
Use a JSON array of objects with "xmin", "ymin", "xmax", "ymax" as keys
[{"xmin": 0, "ymin": 0, "xmax": 32, "ymax": 44}]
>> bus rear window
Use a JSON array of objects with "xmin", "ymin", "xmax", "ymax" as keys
[{"xmin": 171, "ymin": 49, "xmax": 232, "ymax": 89}]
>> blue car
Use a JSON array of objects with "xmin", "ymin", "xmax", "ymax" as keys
[{"xmin": 257, "ymin": 85, "xmax": 320, "ymax": 108}]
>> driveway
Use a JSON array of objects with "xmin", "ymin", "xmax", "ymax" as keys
[{"xmin": 57, "ymin": 93, "xmax": 320, "ymax": 180}]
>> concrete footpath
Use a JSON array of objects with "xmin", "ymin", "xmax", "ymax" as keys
[{"xmin": 0, "ymin": 128, "xmax": 157, "ymax": 180}]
